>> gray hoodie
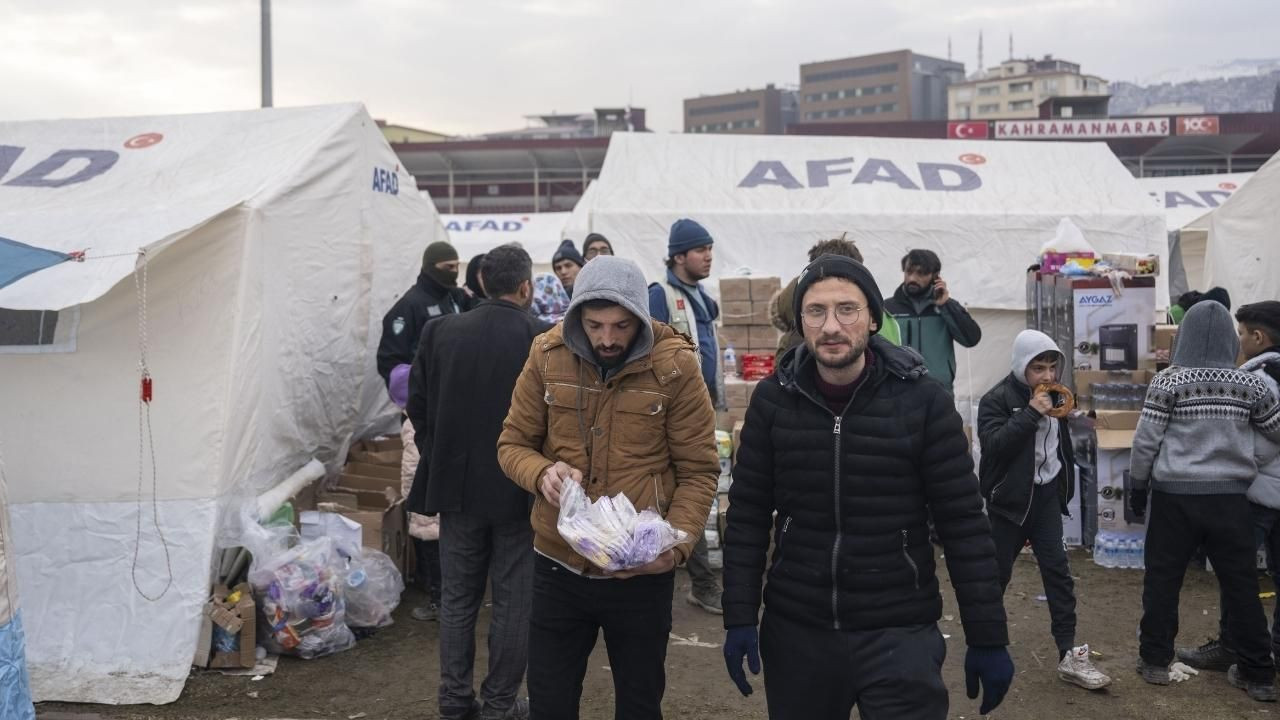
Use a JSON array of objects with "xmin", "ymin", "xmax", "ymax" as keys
[
  {"xmin": 1130, "ymin": 301, "xmax": 1280, "ymax": 494},
  {"xmin": 1242, "ymin": 351, "xmax": 1280, "ymax": 508},
  {"xmin": 561, "ymin": 256, "xmax": 655, "ymax": 375},
  {"xmin": 1010, "ymin": 330, "xmax": 1064, "ymax": 485}
]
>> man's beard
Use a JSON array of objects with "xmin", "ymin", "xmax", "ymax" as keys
[
  {"xmin": 594, "ymin": 343, "xmax": 630, "ymax": 369},
  {"xmin": 811, "ymin": 333, "xmax": 868, "ymax": 371},
  {"xmin": 904, "ymin": 281, "xmax": 930, "ymax": 297}
]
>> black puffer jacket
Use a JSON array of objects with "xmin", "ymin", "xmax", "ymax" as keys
[
  {"xmin": 977, "ymin": 373, "xmax": 1075, "ymax": 524},
  {"xmin": 722, "ymin": 337, "xmax": 1008, "ymax": 647}
]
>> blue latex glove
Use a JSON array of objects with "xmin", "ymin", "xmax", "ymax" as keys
[
  {"xmin": 723, "ymin": 626, "xmax": 761, "ymax": 696},
  {"xmin": 964, "ymin": 645, "xmax": 1014, "ymax": 714},
  {"xmin": 388, "ymin": 363, "xmax": 411, "ymax": 409}
]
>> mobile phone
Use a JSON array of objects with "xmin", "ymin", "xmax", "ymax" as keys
[{"xmin": 932, "ymin": 279, "xmax": 944, "ymax": 300}]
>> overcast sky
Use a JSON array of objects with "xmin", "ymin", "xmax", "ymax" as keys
[{"xmin": 2, "ymin": 0, "xmax": 1277, "ymax": 135}]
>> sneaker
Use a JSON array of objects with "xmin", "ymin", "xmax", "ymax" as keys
[
  {"xmin": 1058, "ymin": 644, "xmax": 1112, "ymax": 690},
  {"xmin": 1229, "ymin": 664, "xmax": 1279, "ymax": 702},
  {"xmin": 686, "ymin": 589, "xmax": 723, "ymax": 615},
  {"xmin": 1176, "ymin": 637, "xmax": 1237, "ymax": 672},
  {"xmin": 1136, "ymin": 658, "xmax": 1172, "ymax": 686},
  {"xmin": 411, "ymin": 602, "xmax": 439, "ymax": 622}
]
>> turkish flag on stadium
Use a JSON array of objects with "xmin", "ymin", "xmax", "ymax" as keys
[{"xmin": 947, "ymin": 122, "xmax": 990, "ymax": 139}]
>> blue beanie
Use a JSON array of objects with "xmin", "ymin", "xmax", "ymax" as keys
[{"xmin": 667, "ymin": 218, "xmax": 713, "ymax": 258}]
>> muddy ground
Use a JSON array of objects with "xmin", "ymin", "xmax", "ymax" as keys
[{"xmin": 39, "ymin": 550, "xmax": 1280, "ymax": 719}]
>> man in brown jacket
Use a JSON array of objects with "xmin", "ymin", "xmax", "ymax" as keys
[{"xmin": 498, "ymin": 255, "xmax": 719, "ymax": 720}]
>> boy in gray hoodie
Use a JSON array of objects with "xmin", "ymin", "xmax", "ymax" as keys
[
  {"xmin": 978, "ymin": 330, "xmax": 1111, "ymax": 690},
  {"xmin": 1178, "ymin": 301, "xmax": 1280, "ymax": 673},
  {"xmin": 1131, "ymin": 300, "xmax": 1280, "ymax": 701}
]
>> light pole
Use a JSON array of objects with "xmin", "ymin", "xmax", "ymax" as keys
[{"xmin": 261, "ymin": 0, "xmax": 273, "ymax": 108}]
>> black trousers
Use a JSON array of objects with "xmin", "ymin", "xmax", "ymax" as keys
[
  {"xmin": 759, "ymin": 611, "xmax": 947, "ymax": 720},
  {"xmin": 1217, "ymin": 502, "xmax": 1280, "ymax": 655},
  {"xmin": 414, "ymin": 538, "xmax": 442, "ymax": 605},
  {"xmin": 990, "ymin": 479, "xmax": 1077, "ymax": 655},
  {"xmin": 527, "ymin": 554, "xmax": 673, "ymax": 720},
  {"xmin": 1140, "ymin": 491, "xmax": 1274, "ymax": 682}
]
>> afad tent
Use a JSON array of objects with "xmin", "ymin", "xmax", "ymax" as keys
[
  {"xmin": 1205, "ymin": 150, "xmax": 1280, "ymax": 305},
  {"xmin": 576, "ymin": 132, "xmax": 1167, "ymax": 414},
  {"xmin": 440, "ymin": 211, "xmax": 570, "ymax": 274},
  {"xmin": 0, "ymin": 104, "xmax": 441, "ymax": 703},
  {"xmin": 1137, "ymin": 172, "xmax": 1253, "ymax": 297}
]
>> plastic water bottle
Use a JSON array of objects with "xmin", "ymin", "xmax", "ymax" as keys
[
  {"xmin": 1122, "ymin": 536, "xmax": 1136, "ymax": 569},
  {"xmin": 1094, "ymin": 532, "xmax": 1111, "ymax": 568},
  {"xmin": 1135, "ymin": 536, "xmax": 1146, "ymax": 570},
  {"xmin": 724, "ymin": 345, "xmax": 738, "ymax": 378}
]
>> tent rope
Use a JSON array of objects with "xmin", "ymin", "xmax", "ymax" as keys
[{"xmin": 132, "ymin": 249, "xmax": 173, "ymax": 602}]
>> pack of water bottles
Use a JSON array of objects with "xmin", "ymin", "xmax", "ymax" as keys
[{"xmin": 1093, "ymin": 530, "xmax": 1146, "ymax": 569}]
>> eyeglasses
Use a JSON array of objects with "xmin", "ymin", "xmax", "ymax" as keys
[{"xmin": 801, "ymin": 303, "xmax": 865, "ymax": 328}]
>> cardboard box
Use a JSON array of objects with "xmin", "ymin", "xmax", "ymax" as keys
[
  {"xmin": 721, "ymin": 301, "xmax": 754, "ymax": 326},
  {"xmin": 717, "ymin": 407, "xmax": 747, "ymax": 432},
  {"xmin": 724, "ymin": 378, "xmax": 756, "ymax": 409},
  {"xmin": 719, "ymin": 325, "xmax": 750, "ymax": 353},
  {"xmin": 751, "ymin": 301, "xmax": 773, "ymax": 326},
  {"xmin": 1095, "ymin": 423, "xmax": 1145, "ymax": 534},
  {"xmin": 719, "ymin": 277, "xmax": 752, "ymax": 302},
  {"xmin": 748, "ymin": 326, "xmax": 779, "ymax": 351},
  {"xmin": 749, "ymin": 276, "xmax": 782, "ymax": 302},
  {"xmin": 356, "ymin": 436, "xmax": 403, "ymax": 453},
  {"xmin": 208, "ymin": 583, "xmax": 256, "ymax": 669},
  {"xmin": 344, "ymin": 462, "xmax": 400, "ymax": 481},
  {"xmin": 349, "ymin": 447, "xmax": 402, "ymax": 466},
  {"xmin": 300, "ymin": 510, "xmax": 364, "ymax": 550},
  {"xmin": 316, "ymin": 493, "xmax": 408, "ymax": 573},
  {"xmin": 1152, "ymin": 324, "xmax": 1177, "ymax": 361},
  {"xmin": 1101, "ymin": 252, "xmax": 1159, "ymax": 276},
  {"xmin": 1094, "ymin": 411, "xmax": 1141, "ymax": 432}
]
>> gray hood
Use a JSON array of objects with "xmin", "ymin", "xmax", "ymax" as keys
[
  {"xmin": 1173, "ymin": 300, "xmax": 1239, "ymax": 369},
  {"xmin": 1010, "ymin": 329, "xmax": 1063, "ymax": 386},
  {"xmin": 562, "ymin": 255, "xmax": 655, "ymax": 366}
]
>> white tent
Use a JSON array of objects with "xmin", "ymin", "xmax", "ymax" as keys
[
  {"xmin": 576, "ymin": 133, "xmax": 1167, "ymax": 414},
  {"xmin": 1205, "ymin": 151, "xmax": 1280, "ymax": 304},
  {"xmin": 1138, "ymin": 172, "xmax": 1253, "ymax": 295},
  {"xmin": 562, "ymin": 181, "xmax": 597, "ymax": 245},
  {"xmin": 0, "ymin": 104, "xmax": 440, "ymax": 703}
]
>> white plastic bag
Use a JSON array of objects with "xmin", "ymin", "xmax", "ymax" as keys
[
  {"xmin": 556, "ymin": 479, "xmax": 688, "ymax": 572},
  {"xmin": 244, "ymin": 517, "xmax": 356, "ymax": 659},
  {"xmin": 340, "ymin": 549, "xmax": 404, "ymax": 629},
  {"xmin": 1040, "ymin": 217, "xmax": 1097, "ymax": 255}
]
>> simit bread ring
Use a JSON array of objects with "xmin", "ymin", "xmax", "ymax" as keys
[{"xmin": 1034, "ymin": 382, "xmax": 1075, "ymax": 418}]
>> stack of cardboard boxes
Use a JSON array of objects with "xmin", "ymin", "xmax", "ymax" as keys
[
  {"xmin": 717, "ymin": 274, "xmax": 781, "ymax": 429},
  {"xmin": 1076, "ymin": 370, "xmax": 1155, "ymax": 546},
  {"xmin": 304, "ymin": 437, "xmax": 409, "ymax": 573}
]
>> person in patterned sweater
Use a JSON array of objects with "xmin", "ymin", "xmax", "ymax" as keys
[{"xmin": 1130, "ymin": 300, "xmax": 1280, "ymax": 701}]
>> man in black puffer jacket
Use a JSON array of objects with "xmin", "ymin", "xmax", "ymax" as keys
[{"xmin": 721, "ymin": 255, "xmax": 1012, "ymax": 720}]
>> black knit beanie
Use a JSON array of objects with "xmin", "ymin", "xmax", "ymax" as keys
[{"xmin": 793, "ymin": 254, "xmax": 884, "ymax": 335}]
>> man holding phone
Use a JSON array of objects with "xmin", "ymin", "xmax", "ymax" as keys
[{"xmin": 885, "ymin": 249, "xmax": 982, "ymax": 396}]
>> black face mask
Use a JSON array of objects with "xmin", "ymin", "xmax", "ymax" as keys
[{"xmin": 426, "ymin": 265, "xmax": 458, "ymax": 288}]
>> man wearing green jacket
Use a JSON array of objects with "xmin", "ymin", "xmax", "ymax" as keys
[{"xmin": 884, "ymin": 249, "xmax": 981, "ymax": 395}]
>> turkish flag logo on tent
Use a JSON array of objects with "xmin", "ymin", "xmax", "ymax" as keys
[{"xmin": 947, "ymin": 122, "xmax": 989, "ymax": 139}]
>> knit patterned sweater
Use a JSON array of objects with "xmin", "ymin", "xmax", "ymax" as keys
[{"xmin": 1130, "ymin": 366, "xmax": 1280, "ymax": 494}]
